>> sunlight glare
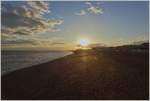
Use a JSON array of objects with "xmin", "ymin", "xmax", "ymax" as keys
[{"xmin": 79, "ymin": 39, "xmax": 90, "ymax": 47}]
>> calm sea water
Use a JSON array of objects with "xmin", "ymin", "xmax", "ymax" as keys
[{"xmin": 1, "ymin": 51, "xmax": 72, "ymax": 75}]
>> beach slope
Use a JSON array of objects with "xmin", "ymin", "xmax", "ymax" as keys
[{"xmin": 1, "ymin": 50, "xmax": 149, "ymax": 100}]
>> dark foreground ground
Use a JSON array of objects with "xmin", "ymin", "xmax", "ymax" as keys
[{"xmin": 1, "ymin": 49, "xmax": 149, "ymax": 100}]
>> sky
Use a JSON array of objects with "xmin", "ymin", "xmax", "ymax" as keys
[{"xmin": 1, "ymin": 1, "xmax": 149, "ymax": 50}]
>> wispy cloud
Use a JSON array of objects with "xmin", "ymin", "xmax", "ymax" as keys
[
  {"xmin": 75, "ymin": 2, "xmax": 103, "ymax": 16},
  {"xmin": 1, "ymin": 1, "xmax": 63, "ymax": 36},
  {"xmin": 1, "ymin": 35, "xmax": 65, "ymax": 48},
  {"xmin": 1, "ymin": 1, "xmax": 64, "ymax": 50},
  {"xmin": 2, "ymin": 39, "xmax": 38, "ymax": 45},
  {"xmin": 50, "ymin": 42, "xmax": 65, "ymax": 45},
  {"xmin": 75, "ymin": 10, "xmax": 87, "ymax": 16}
]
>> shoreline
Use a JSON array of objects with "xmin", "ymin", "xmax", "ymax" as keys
[
  {"xmin": 1, "ymin": 51, "xmax": 73, "ymax": 76},
  {"xmin": 1, "ymin": 50, "xmax": 149, "ymax": 100}
]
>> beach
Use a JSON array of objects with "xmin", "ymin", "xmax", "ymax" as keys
[{"xmin": 1, "ymin": 49, "xmax": 149, "ymax": 100}]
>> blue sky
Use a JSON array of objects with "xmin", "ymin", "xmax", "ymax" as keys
[{"xmin": 1, "ymin": 1, "xmax": 149, "ymax": 50}]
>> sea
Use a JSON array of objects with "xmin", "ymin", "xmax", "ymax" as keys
[{"xmin": 1, "ymin": 51, "xmax": 73, "ymax": 75}]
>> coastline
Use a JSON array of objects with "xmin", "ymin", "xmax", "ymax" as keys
[
  {"xmin": 1, "ymin": 51, "xmax": 73, "ymax": 76},
  {"xmin": 1, "ymin": 50, "xmax": 149, "ymax": 100}
]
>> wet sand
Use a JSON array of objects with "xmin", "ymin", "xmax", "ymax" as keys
[{"xmin": 1, "ymin": 50, "xmax": 149, "ymax": 100}]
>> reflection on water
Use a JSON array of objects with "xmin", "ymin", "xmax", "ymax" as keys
[{"xmin": 1, "ymin": 51, "xmax": 72, "ymax": 75}]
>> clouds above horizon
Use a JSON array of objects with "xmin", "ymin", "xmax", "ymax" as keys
[
  {"xmin": 1, "ymin": 1, "xmax": 63, "ymax": 36},
  {"xmin": 1, "ymin": 1, "xmax": 65, "ymax": 49},
  {"xmin": 75, "ymin": 2, "xmax": 103, "ymax": 16},
  {"xmin": 1, "ymin": 1, "xmax": 148, "ymax": 50},
  {"xmin": 2, "ymin": 35, "xmax": 65, "ymax": 48}
]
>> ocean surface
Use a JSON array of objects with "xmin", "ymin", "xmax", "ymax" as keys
[{"xmin": 1, "ymin": 51, "xmax": 72, "ymax": 75}]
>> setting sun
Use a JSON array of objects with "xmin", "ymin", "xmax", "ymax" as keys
[{"xmin": 79, "ymin": 39, "xmax": 90, "ymax": 47}]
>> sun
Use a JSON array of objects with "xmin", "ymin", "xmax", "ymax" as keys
[{"xmin": 79, "ymin": 39, "xmax": 90, "ymax": 47}]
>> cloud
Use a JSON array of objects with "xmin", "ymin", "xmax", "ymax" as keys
[
  {"xmin": 85, "ymin": 2, "xmax": 92, "ymax": 6},
  {"xmin": 1, "ymin": 38, "xmax": 39, "ymax": 45},
  {"xmin": 75, "ymin": 2, "xmax": 103, "ymax": 16},
  {"xmin": 87, "ymin": 6, "xmax": 103, "ymax": 15},
  {"xmin": 1, "ymin": 35, "xmax": 65, "ymax": 48},
  {"xmin": 50, "ymin": 42, "xmax": 65, "ymax": 45},
  {"xmin": 37, "ymin": 37, "xmax": 65, "ymax": 46},
  {"xmin": 1, "ymin": 1, "xmax": 63, "ymax": 36},
  {"xmin": 1, "ymin": 1, "xmax": 64, "ymax": 50},
  {"xmin": 1, "ymin": 33, "xmax": 17, "ymax": 40},
  {"xmin": 75, "ymin": 10, "xmax": 87, "ymax": 16}
]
